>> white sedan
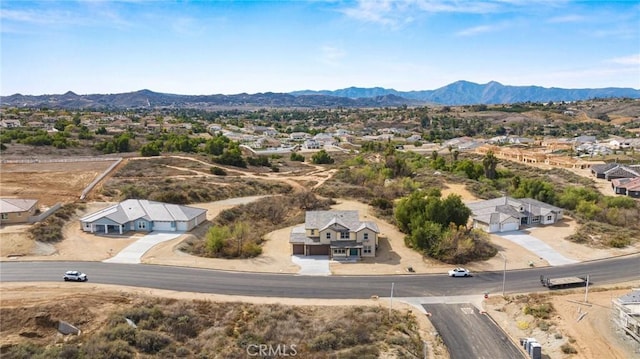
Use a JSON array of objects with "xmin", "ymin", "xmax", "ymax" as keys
[
  {"xmin": 448, "ymin": 267, "xmax": 471, "ymax": 277},
  {"xmin": 63, "ymin": 270, "xmax": 88, "ymax": 282}
]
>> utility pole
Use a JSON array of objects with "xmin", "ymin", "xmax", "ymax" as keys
[
  {"xmin": 584, "ymin": 274, "xmax": 590, "ymax": 303},
  {"xmin": 389, "ymin": 282, "xmax": 394, "ymax": 319}
]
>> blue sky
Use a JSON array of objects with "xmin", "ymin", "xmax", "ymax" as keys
[{"xmin": 1, "ymin": 0, "xmax": 639, "ymax": 95}]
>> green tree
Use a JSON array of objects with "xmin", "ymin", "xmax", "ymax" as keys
[
  {"xmin": 206, "ymin": 226, "xmax": 230, "ymax": 255},
  {"xmin": 482, "ymin": 150, "xmax": 498, "ymax": 180},
  {"xmin": 311, "ymin": 149, "xmax": 334, "ymax": 164},
  {"xmin": 233, "ymin": 221, "xmax": 250, "ymax": 257},
  {"xmin": 140, "ymin": 142, "xmax": 161, "ymax": 157},
  {"xmin": 290, "ymin": 152, "xmax": 305, "ymax": 162}
]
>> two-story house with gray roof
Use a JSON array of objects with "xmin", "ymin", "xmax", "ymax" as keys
[
  {"xmin": 80, "ymin": 199, "xmax": 207, "ymax": 235},
  {"xmin": 290, "ymin": 210, "xmax": 379, "ymax": 258}
]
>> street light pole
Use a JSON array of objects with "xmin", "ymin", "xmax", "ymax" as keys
[{"xmin": 499, "ymin": 252, "xmax": 506, "ymax": 297}]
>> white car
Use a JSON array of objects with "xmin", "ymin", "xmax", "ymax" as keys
[
  {"xmin": 448, "ymin": 267, "xmax": 471, "ymax": 277},
  {"xmin": 63, "ymin": 270, "xmax": 88, "ymax": 282}
]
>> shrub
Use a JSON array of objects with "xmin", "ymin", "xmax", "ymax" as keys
[
  {"xmin": 561, "ymin": 343, "xmax": 578, "ymax": 354},
  {"xmin": 608, "ymin": 235, "xmax": 631, "ymax": 248},
  {"xmin": 523, "ymin": 303, "xmax": 554, "ymax": 319},
  {"xmin": 311, "ymin": 150, "xmax": 334, "ymax": 164},
  {"xmin": 135, "ymin": 330, "xmax": 172, "ymax": 354},
  {"xmin": 538, "ymin": 321, "xmax": 550, "ymax": 331},
  {"xmin": 210, "ymin": 166, "xmax": 227, "ymax": 176},
  {"xmin": 290, "ymin": 152, "xmax": 305, "ymax": 162},
  {"xmin": 310, "ymin": 332, "xmax": 338, "ymax": 351}
]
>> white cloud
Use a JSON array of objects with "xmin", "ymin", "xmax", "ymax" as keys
[
  {"xmin": 340, "ymin": 0, "xmax": 536, "ymax": 26},
  {"xmin": 320, "ymin": 45, "xmax": 346, "ymax": 66},
  {"xmin": 606, "ymin": 54, "xmax": 640, "ymax": 66},
  {"xmin": 455, "ymin": 24, "xmax": 498, "ymax": 36},
  {"xmin": 547, "ymin": 14, "xmax": 585, "ymax": 23}
]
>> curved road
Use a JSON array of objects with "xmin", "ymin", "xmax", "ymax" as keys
[{"xmin": 1, "ymin": 254, "xmax": 638, "ymax": 299}]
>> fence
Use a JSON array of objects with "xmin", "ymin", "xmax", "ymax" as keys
[{"xmin": 28, "ymin": 203, "xmax": 62, "ymax": 223}]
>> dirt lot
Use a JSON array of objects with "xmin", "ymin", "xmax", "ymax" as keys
[
  {"xmin": 0, "ymin": 160, "xmax": 117, "ymax": 206},
  {"xmin": 484, "ymin": 282, "xmax": 640, "ymax": 359},
  {"xmin": 2, "ymin": 156, "xmax": 639, "ymax": 358}
]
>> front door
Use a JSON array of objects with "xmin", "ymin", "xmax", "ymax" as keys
[{"xmin": 349, "ymin": 248, "xmax": 359, "ymax": 257}]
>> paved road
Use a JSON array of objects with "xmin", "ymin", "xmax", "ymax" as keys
[
  {"xmin": 423, "ymin": 303, "xmax": 525, "ymax": 359},
  {"xmin": 1, "ymin": 254, "xmax": 638, "ymax": 298}
]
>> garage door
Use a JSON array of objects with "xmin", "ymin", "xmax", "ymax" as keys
[
  {"xmin": 153, "ymin": 221, "xmax": 174, "ymax": 231},
  {"xmin": 308, "ymin": 245, "xmax": 329, "ymax": 255},
  {"xmin": 292, "ymin": 244, "xmax": 304, "ymax": 255},
  {"xmin": 500, "ymin": 222, "xmax": 519, "ymax": 232}
]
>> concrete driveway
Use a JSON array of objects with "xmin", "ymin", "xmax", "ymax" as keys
[
  {"xmin": 291, "ymin": 255, "xmax": 331, "ymax": 276},
  {"xmin": 103, "ymin": 232, "xmax": 183, "ymax": 264},
  {"xmin": 498, "ymin": 231, "xmax": 578, "ymax": 266}
]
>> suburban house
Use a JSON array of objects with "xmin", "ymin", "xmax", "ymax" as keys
[
  {"xmin": 0, "ymin": 198, "xmax": 38, "ymax": 224},
  {"xmin": 290, "ymin": 210, "xmax": 379, "ymax": 259},
  {"xmin": 467, "ymin": 196, "xmax": 564, "ymax": 233},
  {"xmin": 591, "ymin": 163, "xmax": 640, "ymax": 180},
  {"xmin": 611, "ymin": 177, "xmax": 640, "ymax": 198},
  {"xmin": 612, "ymin": 289, "xmax": 640, "ymax": 343},
  {"xmin": 80, "ymin": 199, "xmax": 207, "ymax": 234}
]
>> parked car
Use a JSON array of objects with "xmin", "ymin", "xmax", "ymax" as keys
[
  {"xmin": 448, "ymin": 267, "xmax": 471, "ymax": 277},
  {"xmin": 63, "ymin": 270, "xmax": 88, "ymax": 282}
]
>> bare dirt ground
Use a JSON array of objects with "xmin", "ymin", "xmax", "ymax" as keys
[
  {"xmin": 2, "ymin": 156, "xmax": 639, "ymax": 358},
  {"xmin": 484, "ymin": 282, "xmax": 640, "ymax": 359},
  {"xmin": 0, "ymin": 160, "xmax": 116, "ymax": 207}
]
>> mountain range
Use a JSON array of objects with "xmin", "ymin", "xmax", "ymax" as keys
[{"xmin": 1, "ymin": 81, "xmax": 638, "ymax": 109}]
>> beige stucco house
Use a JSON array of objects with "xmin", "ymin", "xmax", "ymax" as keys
[
  {"xmin": 290, "ymin": 210, "xmax": 379, "ymax": 259},
  {"xmin": 0, "ymin": 198, "xmax": 38, "ymax": 224}
]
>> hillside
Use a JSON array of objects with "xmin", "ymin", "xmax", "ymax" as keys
[{"xmin": 2, "ymin": 81, "xmax": 639, "ymax": 109}]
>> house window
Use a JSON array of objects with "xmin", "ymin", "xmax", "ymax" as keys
[
  {"xmin": 363, "ymin": 246, "xmax": 372, "ymax": 254},
  {"xmin": 532, "ymin": 216, "xmax": 540, "ymax": 223},
  {"xmin": 340, "ymin": 231, "xmax": 349, "ymax": 239},
  {"xmin": 334, "ymin": 248, "xmax": 346, "ymax": 254},
  {"xmin": 138, "ymin": 221, "xmax": 146, "ymax": 229},
  {"xmin": 363, "ymin": 233, "xmax": 369, "ymax": 241},
  {"xmin": 1, "ymin": 213, "xmax": 8, "ymax": 220},
  {"xmin": 326, "ymin": 232, "xmax": 331, "ymax": 239},
  {"xmin": 546, "ymin": 215, "xmax": 552, "ymax": 221},
  {"xmin": 310, "ymin": 229, "xmax": 315, "ymax": 235},
  {"xmin": 171, "ymin": 221, "xmax": 176, "ymax": 228}
]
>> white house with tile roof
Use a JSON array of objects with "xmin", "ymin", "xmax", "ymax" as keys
[
  {"xmin": 80, "ymin": 199, "xmax": 207, "ymax": 234},
  {"xmin": 290, "ymin": 210, "xmax": 379, "ymax": 258}
]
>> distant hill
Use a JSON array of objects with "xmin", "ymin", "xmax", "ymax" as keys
[
  {"xmin": 0, "ymin": 90, "xmax": 422, "ymax": 110},
  {"xmin": 2, "ymin": 81, "xmax": 638, "ymax": 109},
  {"xmin": 292, "ymin": 81, "xmax": 640, "ymax": 105}
]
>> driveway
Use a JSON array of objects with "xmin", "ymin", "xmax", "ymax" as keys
[
  {"xmin": 498, "ymin": 231, "xmax": 578, "ymax": 266},
  {"xmin": 103, "ymin": 232, "xmax": 183, "ymax": 264},
  {"xmin": 290, "ymin": 255, "xmax": 331, "ymax": 276}
]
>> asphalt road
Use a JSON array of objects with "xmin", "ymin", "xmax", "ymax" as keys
[
  {"xmin": 423, "ymin": 303, "xmax": 526, "ymax": 359},
  {"xmin": 1, "ymin": 254, "xmax": 638, "ymax": 298}
]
